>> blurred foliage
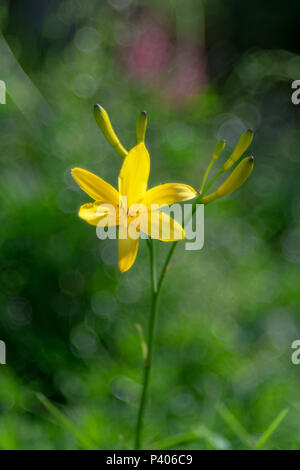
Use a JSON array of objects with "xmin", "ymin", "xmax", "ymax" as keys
[{"xmin": 0, "ymin": 0, "xmax": 300, "ymax": 450}]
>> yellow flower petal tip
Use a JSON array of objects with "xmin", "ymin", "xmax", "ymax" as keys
[
  {"xmin": 71, "ymin": 167, "xmax": 119, "ymax": 204},
  {"xmin": 223, "ymin": 129, "xmax": 254, "ymax": 171},
  {"xmin": 94, "ymin": 104, "xmax": 128, "ymax": 158},
  {"xmin": 118, "ymin": 237, "xmax": 139, "ymax": 273},
  {"xmin": 119, "ymin": 260, "xmax": 134, "ymax": 273},
  {"xmin": 143, "ymin": 183, "xmax": 196, "ymax": 208},
  {"xmin": 203, "ymin": 156, "xmax": 254, "ymax": 204},
  {"xmin": 118, "ymin": 142, "xmax": 151, "ymax": 207}
]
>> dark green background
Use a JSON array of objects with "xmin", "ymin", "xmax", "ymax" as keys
[{"xmin": 0, "ymin": 0, "xmax": 300, "ymax": 449}]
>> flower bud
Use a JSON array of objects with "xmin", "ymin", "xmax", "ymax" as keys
[
  {"xmin": 202, "ymin": 156, "xmax": 254, "ymax": 204},
  {"xmin": 94, "ymin": 104, "xmax": 128, "ymax": 158},
  {"xmin": 136, "ymin": 111, "xmax": 147, "ymax": 143},
  {"xmin": 223, "ymin": 129, "xmax": 253, "ymax": 171},
  {"xmin": 212, "ymin": 140, "xmax": 226, "ymax": 161}
]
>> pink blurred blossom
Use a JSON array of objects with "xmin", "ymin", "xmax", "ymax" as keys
[{"xmin": 118, "ymin": 12, "xmax": 207, "ymax": 107}]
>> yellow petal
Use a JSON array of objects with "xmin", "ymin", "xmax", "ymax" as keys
[
  {"xmin": 79, "ymin": 202, "xmax": 118, "ymax": 226},
  {"xmin": 118, "ymin": 235, "xmax": 139, "ymax": 272},
  {"xmin": 118, "ymin": 143, "xmax": 150, "ymax": 207},
  {"xmin": 143, "ymin": 183, "xmax": 196, "ymax": 208},
  {"xmin": 72, "ymin": 168, "xmax": 119, "ymax": 204},
  {"xmin": 141, "ymin": 211, "xmax": 185, "ymax": 241}
]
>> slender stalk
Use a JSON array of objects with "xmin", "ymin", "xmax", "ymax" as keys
[
  {"xmin": 135, "ymin": 189, "xmax": 208, "ymax": 449},
  {"xmin": 149, "ymin": 238, "xmax": 157, "ymax": 293},
  {"xmin": 199, "ymin": 159, "xmax": 214, "ymax": 194},
  {"xmin": 135, "ymin": 240, "xmax": 159, "ymax": 450},
  {"xmin": 36, "ymin": 393, "xmax": 94, "ymax": 450},
  {"xmin": 157, "ymin": 241, "xmax": 177, "ymax": 294},
  {"xmin": 157, "ymin": 194, "xmax": 203, "ymax": 293},
  {"xmin": 201, "ymin": 168, "xmax": 223, "ymax": 195}
]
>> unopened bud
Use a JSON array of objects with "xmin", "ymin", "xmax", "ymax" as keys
[
  {"xmin": 136, "ymin": 111, "xmax": 147, "ymax": 143},
  {"xmin": 203, "ymin": 156, "xmax": 254, "ymax": 204},
  {"xmin": 94, "ymin": 104, "xmax": 128, "ymax": 158},
  {"xmin": 223, "ymin": 129, "xmax": 253, "ymax": 171},
  {"xmin": 212, "ymin": 140, "xmax": 226, "ymax": 161}
]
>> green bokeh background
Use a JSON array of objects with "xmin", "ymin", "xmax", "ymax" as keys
[{"xmin": 0, "ymin": 0, "xmax": 300, "ymax": 449}]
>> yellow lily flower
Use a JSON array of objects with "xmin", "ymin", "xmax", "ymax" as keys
[{"xmin": 72, "ymin": 142, "xmax": 196, "ymax": 272}]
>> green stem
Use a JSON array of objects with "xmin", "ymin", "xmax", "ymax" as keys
[
  {"xmin": 199, "ymin": 159, "xmax": 214, "ymax": 194},
  {"xmin": 135, "ymin": 240, "xmax": 159, "ymax": 450},
  {"xmin": 157, "ymin": 241, "xmax": 177, "ymax": 294},
  {"xmin": 202, "ymin": 169, "xmax": 223, "ymax": 196},
  {"xmin": 36, "ymin": 393, "xmax": 94, "ymax": 450},
  {"xmin": 135, "ymin": 160, "xmax": 225, "ymax": 448},
  {"xmin": 135, "ymin": 192, "xmax": 206, "ymax": 449},
  {"xmin": 157, "ymin": 193, "xmax": 203, "ymax": 292}
]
